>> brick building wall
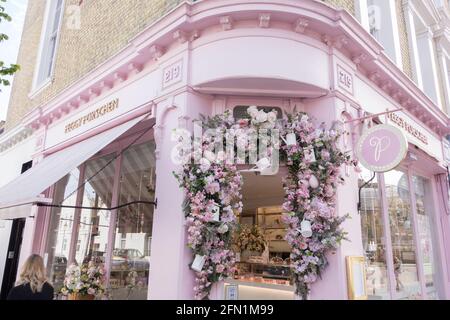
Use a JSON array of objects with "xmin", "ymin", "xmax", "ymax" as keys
[
  {"xmin": 396, "ymin": 0, "xmax": 413, "ymax": 79},
  {"xmin": 5, "ymin": 0, "xmax": 183, "ymax": 130},
  {"xmin": 323, "ymin": 0, "xmax": 355, "ymax": 15}
]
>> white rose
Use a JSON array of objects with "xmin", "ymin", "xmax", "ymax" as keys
[
  {"xmin": 217, "ymin": 223, "xmax": 229, "ymax": 234},
  {"xmin": 267, "ymin": 111, "xmax": 277, "ymax": 123},
  {"xmin": 199, "ymin": 158, "xmax": 211, "ymax": 172},
  {"xmin": 256, "ymin": 110, "xmax": 268, "ymax": 123},
  {"xmin": 216, "ymin": 151, "xmax": 226, "ymax": 162},
  {"xmin": 203, "ymin": 150, "xmax": 216, "ymax": 163},
  {"xmin": 247, "ymin": 106, "xmax": 258, "ymax": 117}
]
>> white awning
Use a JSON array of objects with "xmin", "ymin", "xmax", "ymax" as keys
[{"xmin": 0, "ymin": 115, "xmax": 148, "ymax": 220}]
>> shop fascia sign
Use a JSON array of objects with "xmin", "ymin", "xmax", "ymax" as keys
[
  {"xmin": 356, "ymin": 124, "xmax": 408, "ymax": 172},
  {"xmin": 64, "ymin": 98, "xmax": 119, "ymax": 134},
  {"xmin": 386, "ymin": 112, "xmax": 428, "ymax": 145}
]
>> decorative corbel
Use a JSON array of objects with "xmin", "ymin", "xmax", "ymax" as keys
[
  {"xmin": 321, "ymin": 34, "xmax": 333, "ymax": 47},
  {"xmin": 259, "ymin": 13, "xmax": 271, "ymax": 28},
  {"xmin": 76, "ymin": 94, "xmax": 89, "ymax": 107},
  {"xmin": 294, "ymin": 18, "xmax": 309, "ymax": 33},
  {"xmin": 173, "ymin": 30, "xmax": 188, "ymax": 44},
  {"xmin": 219, "ymin": 16, "xmax": 233, "ymax": 31},
  {"xmin": 127, "ymin": 62, "xmax": 143, "ymax": 77},
  {"xmin": 401, "ymin": 98, "xmax": 413, "ymax": 108},
  {"xmin": 190, "ymin": 29, "xmax": 200, "ymax": 41},
  {"xmin": 352, "ymin": 53, "xmax": 367, "ymax": 66},
  {"xmin": 333, "ymin": 35, "xmax": 349, "ymax": 49},
  {"xmin": 369, "ymin": 71, "xmax": 381, "ymax": 83},
  {"xmin": 381, "ymin": 80, "xmax": 392, "ymax": 93},
  {"xmin": 113, "ymin": 72, "xmax": 127, "ymax": 85},
  {"xmin": 87, "ymin": 87, "xmax": 100, "ymax": 100},
  {"xmin": 99, "ymin": 80, "xmax": 113, "ymax": 94},
  {"xmin": 392, "ymin": 90, "xmax": 403, "ymax": 102},
  {"xmin": 149, "ymin": 45, "xmax": 165, "ymax": 61}
]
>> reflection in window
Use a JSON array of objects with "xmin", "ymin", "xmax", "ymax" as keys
[
  {"xmin": 384, "ymin": 170, "xmax": 421, "ymax": 299},
  {"xmin": 359, "ymin": 168, "xmax": 390, "ymax": 299},
  {"xmin": 413, "ymin": 175, "xmax": 439, "ymax": 299},
  {"xmin": 109, "ymin": 142, "xmax": 156, "ymax": 300},
  {"xmin": 75, "ymin": 155, "xmax": 115, "ymax": 266},
  {"xmin": 44, "ymin": 170, "xmax": 80, "ymax": 292}
]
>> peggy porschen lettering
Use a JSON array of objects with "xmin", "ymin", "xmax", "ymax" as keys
[
  {"xmin": 387, "ymin": 112, "xmax": 428, "ymax": 145},
  {"xmin": 64, "ymin": 98, "xmax": 119, "ymax": 134}
]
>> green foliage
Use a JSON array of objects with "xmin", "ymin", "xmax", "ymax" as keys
[{"xmin": 0, "ymin": 0, "xmax": 20, "ymax": 91}]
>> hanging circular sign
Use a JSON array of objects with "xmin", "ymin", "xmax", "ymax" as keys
[{"xmin": 356, "ymin": 124, "xmax": 408, "ymax": 172}]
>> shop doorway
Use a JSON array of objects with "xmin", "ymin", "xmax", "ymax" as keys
[
  {"xmin": 225, "ymin": 169, "xmax": 295, "ymax": 300},
  {"xmin": 0, "ymin": 160, "xmax": 33, "ymax": 300},
  {"xmin": 0, "ymin": 218, "xmax": 25, "ymax": 300}
]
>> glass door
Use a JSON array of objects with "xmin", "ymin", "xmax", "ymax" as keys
[
  {"xmin": 412, "ymin": 175, "xmax": 440, "ymax": 299},
  {"xmin": 383, "ymin": 169, "xmax": 422, "ymax": 299},
  {"xmin": 357, "ymin": 158, "xmax": 444, "ymax": 301},
  {"xmin": 358, "ymin": 168, "xmax": 390, "ymax": 299}
]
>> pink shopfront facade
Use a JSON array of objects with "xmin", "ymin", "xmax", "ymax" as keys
[{"xmin": 0, "ymin": 0, "xmax": 449, "ymax": 300}]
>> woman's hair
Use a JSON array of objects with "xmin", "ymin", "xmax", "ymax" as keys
[{"xmin": 17, "ymin": 254, "xmax": 47, "ymax": 293}]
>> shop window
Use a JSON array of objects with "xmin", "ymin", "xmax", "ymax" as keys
[
  {"xmin": 366, "ymin": 0, "xmax": 403, "ymax": 68},
  {"xmin": 33, "ymin": 0, "xmax": 64, "ymax": 90},
  {"xmin": 358, "ymin": 167, "xmax": 390, "ymax": 299},
  {"xmin": 109, "ymin": 142, "xmax": 156, "ymax": 300},
  {"xmin": 233, "ymin": 106, "xmax": 283, "ymax": 120},
  {"xmin": 74, "ymin": 154, "xmax": 115, "ymax": 266},
  {"xmin": 384, "ymin": 170, "xmax": 421, "ymax": 299},
  {"xmin": 413, "ymin": 175, "xmax": 440, "ymax": 299},
  {"xmin": 44, "ymin": 169, "xmax": 80, "ymax": 292}
]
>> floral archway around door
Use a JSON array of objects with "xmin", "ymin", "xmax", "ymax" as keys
[{"xmin": 174, "ymin": 107, "xmax": 356, "ymax": 300}]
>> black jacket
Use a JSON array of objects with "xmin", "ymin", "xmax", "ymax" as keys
[{"xmin": 6, "ymin": 282, "xmax": 54, "ymax": 300}]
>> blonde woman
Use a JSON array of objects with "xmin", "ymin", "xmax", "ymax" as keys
[{"xmin": 7, "ymin": 254, "xmax": 54, "ymax": 300}]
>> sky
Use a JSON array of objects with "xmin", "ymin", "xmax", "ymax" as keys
[{"xmin": 0, "ymin": 0, "xmax": 28, "ymax": 122}]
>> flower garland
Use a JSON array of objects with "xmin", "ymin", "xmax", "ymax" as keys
[
  {"xmin": 281, "ymin": 112, "xmax": 356, "ymax": 299},
  {"xmin": 174, "ymin": 107, "xmax": 355, "ymax": 300},
  {"xmin": 174, "ymin": 112, "xmax": 244, "ymax": 300}
]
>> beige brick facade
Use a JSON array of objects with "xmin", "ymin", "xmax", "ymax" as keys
[
  {"xmin": 323, "ymin": 0, "xmax": 355, "ymax": 15},
  {"xmin": 5, "ymin": 0, "xmax": 183, "ymax": 130},
  {"xmin": 396, "ymin": 0, "xmax": 413, "ymax": 79}
]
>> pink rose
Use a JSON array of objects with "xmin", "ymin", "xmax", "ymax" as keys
[{"xmin": 216, "ymin": 264, "xmax": 225, "ymax": 273}]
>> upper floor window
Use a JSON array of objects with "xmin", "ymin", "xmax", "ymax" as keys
[
  {"xmin": 365, "ymin": 0, "xmax": 403, "ymax": 68},
  {"xmin": 33, "ymin": 0, "xmax": 64, "ymax": 90}
]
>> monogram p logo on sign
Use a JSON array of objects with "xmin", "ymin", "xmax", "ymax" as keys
[{"xmin": 356, "ymin": 124, "xmax": 408, "ymax": 172}]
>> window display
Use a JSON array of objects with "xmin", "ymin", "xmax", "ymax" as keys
[
  {"xmin": 413, "ymin": 175, "xmax": 439, "ymax": 299},
  {"xmin": 44, "ymin": 170, "xmax": 80, "ymax": 292},
  {"xmin": 109, "ymin": 142, "xmax": 156, "ymax": 300},
  {"xmin": 384, "ymin": 170, "xmax": 421, "ymax": 299},
  {"xmin": 42, "ymin": 135, "xmax": 156, "ymax": 300},
  {"xmin": 358, "ymin": 168, "xmax": 390, "ymax": 299},
  {"xmin": 74, "ymin": 154, "xmax": 115, "ymax": 266}
]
